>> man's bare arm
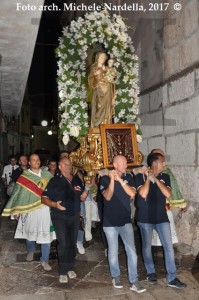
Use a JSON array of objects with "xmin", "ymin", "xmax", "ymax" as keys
[{"xmin": 41, "ymin": 196, "xmax": 66, "ymax": 210}]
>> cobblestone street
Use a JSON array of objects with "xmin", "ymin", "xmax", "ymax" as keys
[{"xmin": 0, "ymin": 213, "xmax": 198, "ymax": 300}]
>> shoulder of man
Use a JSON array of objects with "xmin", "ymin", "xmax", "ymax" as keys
[
  {"xmin": 3, "ymin": 164, "xmax": 10, "ymax": 171},
  {"xmin": 99, "ymin": 175, "xmax": 110, "ymax": 192},
  {"xmin": 100, "ymin": 175, "xmax": 109, "ymax": 183},
  {"xmin": 159, "ymin": 172, "xmax": 171, "ymax": 186},
  {"xmin": 41, "ymin": 169, "xmax": 53, "ymax": 179},
  {"xmin": 43, "ymin": 174, "xmax": 63, "ymax": 194},
  {"xmin": 125, "ymin": 172, "xmax": 135, "ymax": 180},
  {"xmin": 160, "ymin": 172, "xmax": 170, "ymax": 180},
  {"xmin": 124, "ymin": 172, "xmax": 136, "ymax": 188},
  {"xmin": 12, "ymin": 167, "xmax": 20, "ymax": 173},
  {"xmin": 48, "ymin": 173, "xmax": 62, "ymax": 184},
  {"xmin": 20, "ymin": 169, "xmax": 29, "ymax": 178},
  {"xmin": 134, "ymin": 172, "xmax": 145, "ymax": 189}
]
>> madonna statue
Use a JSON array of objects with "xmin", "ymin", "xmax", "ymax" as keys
[{"xmin": 88, "ymin": 52, "xmax": 116, "ymax": 128}]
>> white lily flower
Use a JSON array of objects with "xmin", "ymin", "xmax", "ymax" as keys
[
  {"xmin": 62, "ymin": 134, "xmax": 70, "ymax": 145},
  {"xmin": 59, "ymin": 90, "xmax": 64, "ymax": 98},
  {"xmin": 70, "ymin": 126, "xmax": 79, "ymax": 137}
]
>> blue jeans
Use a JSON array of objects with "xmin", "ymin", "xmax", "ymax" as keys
[
  {"xmin": 137, "ymin": 222, "xmax": 176, "ymax": 282},
  {"xmin": 26, "ymin": 240, "xmax": 51, "ymax": 262},
  {"xmin": 103, "ymin": 223, "xmax": 138, "ymax": 283},
  {"xmin": 80, "ymin": 202, "xmax": 86, "ymax": 221},
  {"xmin": 77, "ymin": 229, "xmax": 84, "ymax": 243}
]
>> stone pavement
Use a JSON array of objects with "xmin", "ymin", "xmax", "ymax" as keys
[{"xmin": 0, "ymin": 215, "xmax": 199, "ymax": 300}]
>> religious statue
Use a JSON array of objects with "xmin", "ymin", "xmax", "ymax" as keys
[{"xmin": 88, "ymin": 52, "xmax": 117, "ymax": 128}]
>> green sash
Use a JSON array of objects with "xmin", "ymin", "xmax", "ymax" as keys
[{"xmin": 2, "ymin": 169, "xmax": 52, "ymax": 216}]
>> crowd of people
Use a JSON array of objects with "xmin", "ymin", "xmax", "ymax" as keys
[{"xmin": 1, "ymin": 149, "xmax": 188, "ymax": 291}]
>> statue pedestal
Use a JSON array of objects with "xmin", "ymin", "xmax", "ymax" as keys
[{"xmin": 70, "ymin": 127, "xmax": 103, "ymax": 176}]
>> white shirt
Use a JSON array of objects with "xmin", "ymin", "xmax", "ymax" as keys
[
  {"xmin": 28, "ymin": 168, "xmax": 42, "ymax": 178},
  {"xmin": 1, "ymin": 164, "xmax": 19, "ymax": 185}
]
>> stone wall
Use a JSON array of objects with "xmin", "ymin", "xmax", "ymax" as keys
[
  {"xmin": 164, "ymin": 0, "xmax": 199, "ymax": 80},
  {"xmin": 139, "ymin": 69, "xmax": 199, "ymax": 203},
  {"xmin": 137, "ymin": 0, "xmax": 199, "ymax": 255},
  {"xmin": 138, "ymin": 0, "xmax": 199, "ymax": 202},
  {"xmin": 138, "ymin": 69, "xmax": 199, "ymax": 255}
]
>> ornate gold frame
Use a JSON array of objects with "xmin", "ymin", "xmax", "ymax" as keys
[{"xmin": 100, "ymin": 124, "xmax": 142, "ymax": 168}]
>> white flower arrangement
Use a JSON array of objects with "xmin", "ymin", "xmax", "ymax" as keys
[{"xmin": 57, "ymin": 9, "xmax": 142, "ymax": 144}]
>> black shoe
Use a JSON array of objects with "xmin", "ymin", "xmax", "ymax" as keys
[
  {"xmin": 147, "ymin": 273, "xmax": 157, "ymax": 284},
  {"xmin": 167, "ymin": 278, "xmax": 187, "ymax": 289}
]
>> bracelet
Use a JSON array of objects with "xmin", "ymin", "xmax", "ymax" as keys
[
  {"xmin": 85, "ymin": 186, "xmax": 90, "ymax": 191},
  {"xmin": 121, "ymin": 181, "xmax": 127, "ymax": 187}
]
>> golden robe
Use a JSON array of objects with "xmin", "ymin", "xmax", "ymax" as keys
[{"xmin": 88, "ymin": 65, "xmax": 115, "ymax": 128}]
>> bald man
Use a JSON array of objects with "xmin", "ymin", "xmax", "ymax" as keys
[{"xmin": 100, "ymin": 155, "xmax": 146, "ymax": 293}]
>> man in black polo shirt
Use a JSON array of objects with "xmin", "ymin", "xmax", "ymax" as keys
[
  {"xmin": 136, "ymin": 152, "xmax": 186, "ymax": 289},
  {"xmin": 11, "ymin": 155, "xmax": 28, "ymax": 182},
  {"xmin": 41, "ymin": 158, "xmax": 89, "ymax": 283},
  {"xmin": 100, "ymin": 155, "xmax": 146, "ymax": 293}
]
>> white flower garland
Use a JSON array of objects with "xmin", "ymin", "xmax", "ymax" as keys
[{"xmin": 57, "ymin": 9, "xmax": 142, "ymax": 144}]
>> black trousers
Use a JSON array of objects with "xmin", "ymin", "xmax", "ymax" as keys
[{"xmin": 51, "ymin": 213, "xmax": 79, "ymax": 275}]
